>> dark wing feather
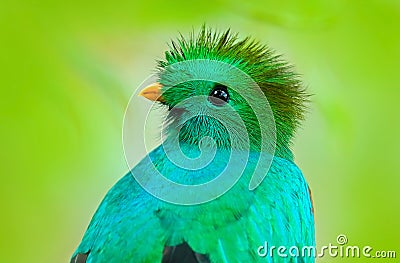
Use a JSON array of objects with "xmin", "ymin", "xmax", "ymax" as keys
[
  {"xmin": 70, "ymin": 252, "xmax": 89, "ymax": 263},
  {"xmin": 162, "ymin": 242, "xmax": 210, "ymax": 263}
]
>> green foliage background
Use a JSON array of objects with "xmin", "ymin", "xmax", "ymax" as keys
[{"xmin": 1, "ymin": 1, "xmax": 399, "ymax": 262}]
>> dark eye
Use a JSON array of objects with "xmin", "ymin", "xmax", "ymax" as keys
[{"xmin": 208, "ymin": 84, "xmax": 229, "ymax": 106}]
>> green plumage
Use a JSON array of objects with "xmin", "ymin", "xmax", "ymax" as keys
[
  {"xmin": 71, "ymin": 27, "xmax": 315, "ymax": 263},
  {"xmin": 159, "ymin": 27, "xmax": 308, "ymax": 160}
]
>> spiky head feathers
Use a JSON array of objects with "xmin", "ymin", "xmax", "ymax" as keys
[{"xmin": 156, "ymin": 28, "xmax": 308, "ymax": 160}]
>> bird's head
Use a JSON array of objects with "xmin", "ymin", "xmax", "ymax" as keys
[{"xmin": 139, "ymin": 28, "xmax": 307, "ymax": 160}]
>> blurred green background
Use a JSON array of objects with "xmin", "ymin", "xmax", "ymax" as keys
[{"xmin": 1, "ymin": 0, "xmax": 399, "ymax": 262}]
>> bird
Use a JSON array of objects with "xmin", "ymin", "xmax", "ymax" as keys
[{"xmin": 71, "ymin": 27, "xmax": 315, "ymax": 263}]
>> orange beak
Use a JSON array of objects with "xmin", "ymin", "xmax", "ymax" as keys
[{"xmin": 138, "ymin": 82, "xmax": 165, "ymax": 102}]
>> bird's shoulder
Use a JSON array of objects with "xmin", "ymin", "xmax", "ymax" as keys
[
  {"xmin": 71, "ymin": 171, "xmax": 164, "ymax": 262},
  {"xmin": 247, "ymin": 156, "xmax": 315, "ymax": 246}
]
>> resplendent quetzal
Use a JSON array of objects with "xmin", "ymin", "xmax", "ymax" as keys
[{"xmin": 71, "ymin": 27, "xmax": 315, "ymax": 263}]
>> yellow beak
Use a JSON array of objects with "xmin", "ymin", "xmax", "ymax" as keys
[{"xmin": 138, "ymin": 82, "xmax": 165, "ymax": 102}]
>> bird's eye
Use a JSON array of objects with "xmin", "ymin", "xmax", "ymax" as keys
[{"xmin": 208, "ymin": 84, "xmax": 229, "ymax": 106}]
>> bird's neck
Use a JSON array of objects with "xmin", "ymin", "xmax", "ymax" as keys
[
  {"xmin": 164, "ymin": 137, "xmax": 294, "ymax": 162},
  {"xmin": 275, "ymin": 143, "xmax": 294, "ymax": 161}
]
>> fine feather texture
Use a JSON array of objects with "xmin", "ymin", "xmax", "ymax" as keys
[
  {"xmin": 158, "ymin": 26, "xmax": 309, "ymax": 160},
  {"xmin": 71, "ymin": 27, "xmax": 315, "ymax": 263},
  {"xmin": 71, "ymin": 144, "xmax": 315, "ymax": 262}
]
